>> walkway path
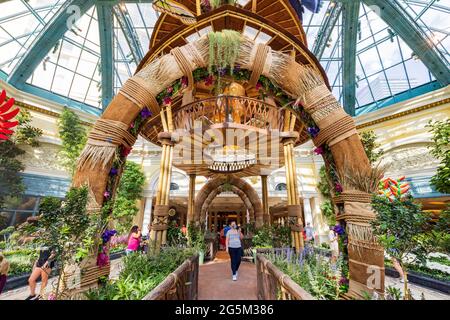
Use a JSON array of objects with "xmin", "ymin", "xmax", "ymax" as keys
[{"xmin": 198, "ymin": 251, "xmax": 258, "ymax": 300}]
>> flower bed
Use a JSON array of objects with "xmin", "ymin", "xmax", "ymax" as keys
[
  {"xmin": 259, "ymin": 249, "xmax": 348, "ymax": 300},
  {"xmin": 85, "ymin": 248, "xmax": 196, "ymax": 300}
]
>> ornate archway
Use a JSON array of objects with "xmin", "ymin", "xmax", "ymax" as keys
[
  {"xmin": 194, "ymin": 177, "xmax": 263, "ymax": 225},
  {"xmin": 73, "ymin": 24, "xmax": 382, "ymax": 297}
]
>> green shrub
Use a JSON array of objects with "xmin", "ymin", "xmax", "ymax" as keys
[{"xmin": 85, "ymin": 248, "xmax": 195, "ymax": 300}]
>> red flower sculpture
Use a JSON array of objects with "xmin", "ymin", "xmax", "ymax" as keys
[{"xmin": 0, "ymin": 89, "xmax": 19, "ymax": 141}]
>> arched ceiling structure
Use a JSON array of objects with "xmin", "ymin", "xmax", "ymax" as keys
[{"xmin": 0, "ymin": 0, "xmax": 448, "ymax": 117}]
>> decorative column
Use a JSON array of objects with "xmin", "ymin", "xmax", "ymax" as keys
[
  {"xmin": 150, "ymin": 105, "xmax": 174, "ymax": 250},
  {"xmin": 261, "ymin": 174, "xmax": 270, "ymax": 225},
  {"xmin": 187, "ymin": 174, "xmax": 196, "ymax": 225},
  {"xmin": 283, "ymin": 111, "xmax": 304, "ymax": 252}
]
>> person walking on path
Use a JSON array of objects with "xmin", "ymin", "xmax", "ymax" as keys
[
  {"xmin": 226, "ymin": 221, "xmax": 244, "ymax": 281},
  {"xmin": 126, "ymin": 225, "xmax": 142, "ymax": 255},
  {"xmin": 305, "ymin": 223, "xmax": 314, "ymax": 243},
  {"xmin": 0, "ymin": 253, "xmax": 10, "ymax": 294},
  {"xmin": 26, "ymin": 246, "xmax": 56, "ymax": 300},
  {"xmin": 328, "ymin": 226, "xmax": 339, "ymax": 264}
]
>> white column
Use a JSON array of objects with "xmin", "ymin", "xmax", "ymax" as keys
[
  {"xmin": 302, "ymin": 197, "xmax": 314, "ymax": 226},
  {"xmin": 142, "ymin": 196, "xmax": 153, "ymax": 236}
]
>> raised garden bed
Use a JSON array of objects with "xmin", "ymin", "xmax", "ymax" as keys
[
  {"xmin": 385, "ymin": 266, "xmax": 450, "ymax": 294},
  {"xmin": 142, "ymin": 254, "xmax": 199, "ymax": 300}
]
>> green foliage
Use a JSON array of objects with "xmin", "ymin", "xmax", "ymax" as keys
[
  {"xmin": 38, "ymin": 186, "xmax": 105, "ymax": 298},
  {"xmin": 85, "ymin": 248, "xmax": 195, "ymax": 300},
  {"xmin": 268, "ymin": 253, "xmax": 345, "ymax": 300},
  {"xmin": 371, "ymin": 195, "xmax": 431, "ymax": 265},
  {"xmin": 252, "ymin": 225, "xmax": 291, "ymax": 248},
  {"xmin": 360, "ymin": 130, "xmax": 384, "ymax": 164},
  {"xmin": 428, "ymin": 255, "xmax": 450, "ymax": 267},
  {"xmin": 57, "ymin": 107, "xmax": 87, "ymax": 175},
  {"xmin": 167, "ymin": 221, "xmax": 188, "ymax": 247},
  {"xmin": 320, "ymin": 199, "xmax": 335, "ymax": 225},
  {"xmin": 0, "ymin": 110, "xmax": 43, "ymax": 210},
  {"xmin": 208, "ymin": 30, "xmax": 242, "ymax": 74},
  {"xmin": 427, "ymin": 120, "xmax": 450, "ymax": 194},
  {"xmin": 317, "ymin": 166, "xmax": 331, "ymax": 199},
  {"xmin": 187, "ymin": 224, "xmax": 206, "ymax": 251},
  {"xmin": 6, "ymin": 254, "xmax": 35, "ymax": 277},
  {"xmin": 14, "ymin": 110, "xmax": 43, "ymax": 147},
  {"xmin": 111, "ymin": 161, "xmax": 146, "ymax": 234}
]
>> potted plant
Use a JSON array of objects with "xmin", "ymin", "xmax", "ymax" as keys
[{"xmin": 188, "ymin": 224, "xmax": 207, "ymax": 265}]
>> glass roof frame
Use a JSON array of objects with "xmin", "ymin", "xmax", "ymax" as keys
[{"xmin": 0, "ymin": 0, "xmax": 447, "ymax": 115}]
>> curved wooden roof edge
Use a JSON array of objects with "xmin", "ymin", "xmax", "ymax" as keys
[
  {"xmin": 136, "ymin": 5, "xmax": 330, "ymax": 89},
  {"xmin": 149, "ymin": 0, "xmax": 307, "ymax": 49}
]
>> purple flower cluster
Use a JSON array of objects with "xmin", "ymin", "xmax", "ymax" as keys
[
  {"xmin": 101, "ymin": 229, "xmax": 117, "ymax": 244},
  {"xmin": 333, "ymin": 224, "xmax": 345, "ymax": 236},
  {"xmin": 307, "ymin": 126, "xmax": 320, "ymax": 138},
  {"xmin": 140, "ymin": 108, "xmax": 152, "ymax": 119},
  {"xmin": 109, "ymin": 167, "xmax": 118, "ymax": 176},
  {"xmin": 218, "ymin": 67, "xmax": 227, "ymax": 77},
  {"xmin": 233, "ymin": 64, "xmax": 241, "ymax": 73}
]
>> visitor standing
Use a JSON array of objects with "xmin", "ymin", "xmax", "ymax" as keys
[
  {"xmin": 328, "ymin": 226, "xmax": 339, "ymax": 264},
  {"xmin": 26, "ymin": 246, "xmax": 56, "ymax": 300},
  {"xmin": 0, "ymin": 253, "xmax": 10, "ymax": 294},
  {"xmin": 126, "ymin": 225, "xmax": 141, "ymax": 255},
  {"xmin": 305, "ymin": 222, "xmax": 314, "ymax": 245},
  {"xmin": 226, "ymin": 221, "xmax": 244, "ymax": 281},
  {"xmin": 224, "ymin": 223, "xmax": 231, "ymax": 237}
]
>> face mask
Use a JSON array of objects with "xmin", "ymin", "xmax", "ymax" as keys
[{"xmin": 232, "ymin": 225, "xmax": 237, "ymax": 229}]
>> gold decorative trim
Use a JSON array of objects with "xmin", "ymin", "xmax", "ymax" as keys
[
  {"xmin": 356, "ymin": 98, "xmax": 450, "ymax": 130},
  {"xmin": 10, "ymin": 99, "xmax": 94, "ymax": 127}
]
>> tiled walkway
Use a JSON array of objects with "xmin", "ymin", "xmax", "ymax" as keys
[{"xmin": 198, "ymin": 251, "xmax": 258, "ymax": 300}]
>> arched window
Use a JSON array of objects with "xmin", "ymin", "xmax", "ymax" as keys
[
  {"xmin": 275, "ymin": 183, "xmax": 287, "ymax": 191},
  {"xmin": 170, "ymin": 183, "xmax": 180, "ymax": 191}
]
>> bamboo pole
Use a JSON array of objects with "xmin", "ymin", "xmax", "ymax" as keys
[
  {"xmin": 160, "ymin": 109, "xmax": 168, "ymax": 133},
  {"xmin": 187, "ymin": 174, "xmax": 196, "ymax": 224},
  {"xmin": 284, "ymin": 144, "xmax": 292, "ymax": 204},
  {"xmin": 196, "ymin": 0, "xmax": 201, "ymax": 16},
  {"xmin": 155, "ymin": 144, "xmax": 167, "ymax": 205},
  {"xmin": 252, "ymin": 0, "xmax": 257, "ymax": 13}
]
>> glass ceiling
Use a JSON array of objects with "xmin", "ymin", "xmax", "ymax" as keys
[{"xmin": 0, "ymin": 0, "xmax": 448, "ymax": 113}]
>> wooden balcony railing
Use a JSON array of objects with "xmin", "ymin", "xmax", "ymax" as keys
[
  {"xmin": 142, "ymin": 254, "xmax": 199, "ymax": 300},
  {"xmin": 256, "ymin": 254, "xmax": 315, "ymax": 300},
  {"xmin": 173, "ymin": 96, "xmax": 289, "ymax": 132}
]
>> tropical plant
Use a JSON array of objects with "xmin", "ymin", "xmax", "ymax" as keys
[
  {"xmin": 252, "ymin": 225, "xmax": 273, "ymax": 248},
  {"xmin": 427, "ymin": 119, "xmax": 450, "ymax": 194},
  {"xmin": 111, "ymin": 161, "xmax": 146, "ymax": 234},
  {"xmin": 370, "ymin": 190, "xmax": 434, "ymax": 299},
  {"xmin": 0, "ymin": 110, "xmax": 42, "ymax": 210},
  {"xmin": 187, "ymin": 223, "xmax": 206, "ymax": 252},
  {"xmin": 167, "ymin": 221, "xmax": 188, "ymax": 247},
  {"xmin": 360, "ymin": 130, "xmax": 384, "ymax": 164},
  {"xmin": 38, "ymin": 186, "xmax": 105, "ymax": 299},
  {"xmin": 57, "ymin": 107, "xmax": 87, "ymax": 175}
]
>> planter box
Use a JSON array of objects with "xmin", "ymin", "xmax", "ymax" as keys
[
  {"xmin": 142, "ymin": 254, "xmax": 199, "ymax": 300},
  {"xmin": 385, "ymin": 266, "xmax": 450, "ymax": 294}
]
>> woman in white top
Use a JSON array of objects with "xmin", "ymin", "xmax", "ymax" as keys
[
  {"xmin": 328, "ymin": 226, "xmax": 339, "ymax": 263},
  {"xmin": 226, "ymin": 221, "xmax": 244, "ymax": 281}
]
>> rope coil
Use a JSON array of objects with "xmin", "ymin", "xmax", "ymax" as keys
[
  {"xmin": 313, "ymin": 115, "xmax": 355, "ymax": 147},
  {"xmin": 171, "ymin": 47, "xmax": 194, "ymax": 90},
  {"xmin": 119, "ymin": 78, "xmax": 159, "ymax": 115}
]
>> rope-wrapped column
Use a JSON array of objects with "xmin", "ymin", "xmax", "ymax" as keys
[{"xmin": 292, "ymin": 67, "xmax": 383, "ymax": 297}]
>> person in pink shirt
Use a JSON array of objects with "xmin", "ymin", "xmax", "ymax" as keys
[{"xmin": 126, "ymin": 225, "xmax": 141, "ymax": 255}]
